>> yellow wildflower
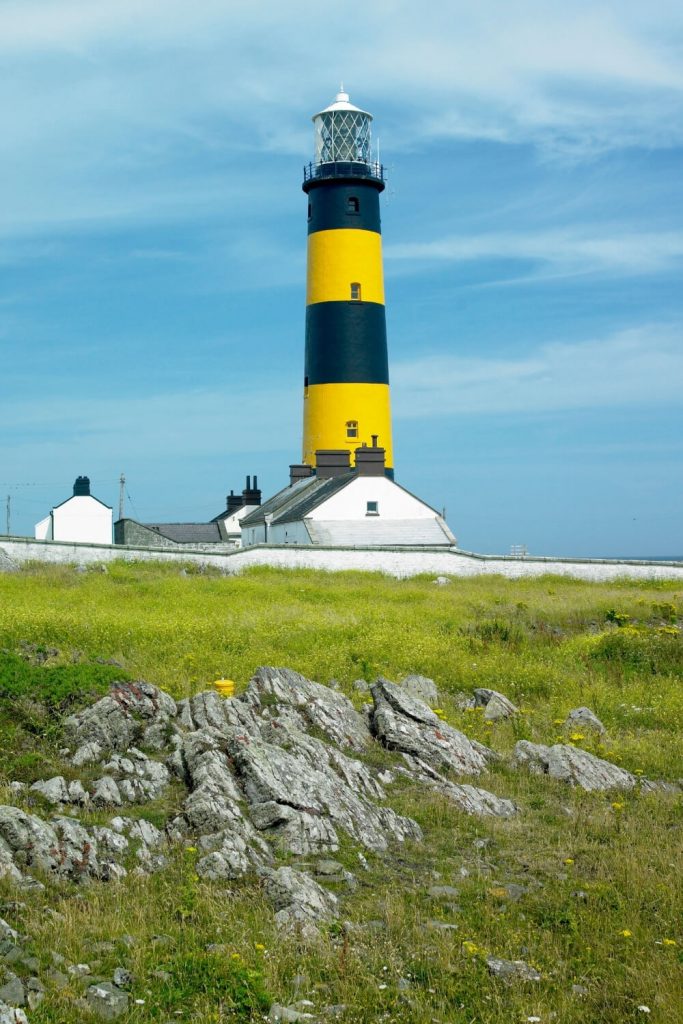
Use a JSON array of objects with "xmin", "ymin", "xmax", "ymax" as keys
[
  {"xmin": 187, "ymin": 845, "xmax": 197, "ymax": 852},
  {"xmin": 620, "ymin": 929, "xmax": 632, "ymax": 938},
  {"xmin": 462, "ymin": 941, "xmax": 480, "ymax": 955},
  {"xmin": 231, "ymin": 952, "xmax": 241, "ymax": 960},
  {"xmin": 563, "ymin": 858, "xmax": 574, "ymax": 865},
  {"xmin": 570, "ymin": 732, "xmax": 585, "ymax": 742},
  {"xmin": 254, "ymin": 942, "xmax": 266, "ymax": 951},
  {"xmin": 663, "ymin": 938, "xmax": 677, "ymax": 946},
  {"xmin": 611, "ymin": 802, "xmax": 624, "ymax": 812},
  {"xmin": 554, "ymin": 718, "xmax": 564, "ymax": 725}
]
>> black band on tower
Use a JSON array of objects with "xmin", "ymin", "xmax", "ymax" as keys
[
  {"xmin": 305, "ymin": 302, "xmax": 389, "ymax": 385},
  {"xmin": 306, "ymin": 181, "xmax": 382, "ymax": 235}
]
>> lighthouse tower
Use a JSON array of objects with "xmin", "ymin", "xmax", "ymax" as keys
[{"xmin": 302, "ymin": 91, "xmax": 393, "ymax": 477}]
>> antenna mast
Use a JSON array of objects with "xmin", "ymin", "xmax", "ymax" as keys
[
  {"xmin": 5, "ymin": 495, "xmax": 9, "ymax": 536},
  {"xmin": 118, "ymin": 473, "xmax": 126, "ymax": 520}
]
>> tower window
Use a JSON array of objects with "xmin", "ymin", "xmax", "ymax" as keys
[
  {"xmin": 307, "ymin": 202, "xmax": 312, "ymax": 220},
  {"xmin": 366, "ymin": 501, "xmax": 379, "ymax": 516},
  {"xmin": 346, "ymin": 420, "xmax": 358, "ymax": 438},
  {"xmin": 347, "ymin": 196, "xmax": 360, "ymax": 214},
  {"xmin": 350, "ymin": 282, "xmax": 361, "ymax": 301}
]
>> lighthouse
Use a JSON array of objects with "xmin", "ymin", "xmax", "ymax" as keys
[{"xmin": 302, "ymin": 90, "xmax": 394, "ymax": 477}]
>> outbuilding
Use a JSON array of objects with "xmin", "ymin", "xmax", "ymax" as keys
[{"xmin": 35, "ymin": 476, "xmax": 113, "ymax": 545}]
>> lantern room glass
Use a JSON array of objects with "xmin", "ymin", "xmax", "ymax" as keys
[{"xmin": 314, "ymin": 109, "xmax": 373, "ymax": 166}]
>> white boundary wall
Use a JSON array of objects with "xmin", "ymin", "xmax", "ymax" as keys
[{"xmin": 1, "ymin": 536, "xmax": 682, "ymax": 581}]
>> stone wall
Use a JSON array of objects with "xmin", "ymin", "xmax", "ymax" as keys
[{"xmin": 1, "ymin": 535, "xmax": 682, "ymax": 581}]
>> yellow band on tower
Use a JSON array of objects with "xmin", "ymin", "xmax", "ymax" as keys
[
  {"xmin": 306, "ymin": 229, "xmax": 385, "ymax": 307},
  {"xmin": 303, "ymin": 382, "xmax": 393, "ymax": 469}
]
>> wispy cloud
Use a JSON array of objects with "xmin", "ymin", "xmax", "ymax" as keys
[
  {"xmin": 386, "ymin": 229, "xmax": 683, "ymax": 278},
  {"xmin": 392, "ymin": 324, "xmax": 683, "ymax": 417},
  {"xmin": 1, "ymin": 2, "xmax": 683, "ymax": 238}
]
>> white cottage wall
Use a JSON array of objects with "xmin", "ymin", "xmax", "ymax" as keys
[
  {"xmin": 307, "ymin": 477, "xmax": 435, "ymax": 521},
  {"xmin": 51, "ymin": 496, "xmax": 112, "ymax": 545}
]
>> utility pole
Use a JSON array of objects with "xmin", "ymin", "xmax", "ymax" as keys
[
  {"xmin": 118, "ymin": 474, "xmax": 125, "ymax": 521},
  {"xmin": 5, "ymin": 494, "xmax": 10, "ymax": 536}
]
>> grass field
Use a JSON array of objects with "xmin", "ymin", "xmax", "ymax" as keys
[{"xmin": 0, "ymin": 562, "xmax": 681, "ymax": 1022}]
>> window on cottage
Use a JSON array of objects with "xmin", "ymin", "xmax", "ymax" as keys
[
  {"xmin": 366, "ymin": 501, "xmax": 379, "ymax": 516},
  {"xmin": 350, "ymin": 282, "xmax": 361, "ymax": 301},
  {"xmin": 347, "ymin": 196, "xmax": 360, "ymax": 214},
  {"xmin": 346, "ymin": 420, "xmax": 358, "ymax": 438}
]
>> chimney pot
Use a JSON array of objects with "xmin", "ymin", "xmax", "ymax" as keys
[
  {"xmin": 290, "ymin": 464, "xmax": 315, "ymax": 485},
  {"xmin": 73, "ymin": 476, "xmax": 91, "ymax": 496}
]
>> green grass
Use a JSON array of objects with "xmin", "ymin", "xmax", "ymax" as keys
[{"xmin": 0, "ymin": 562, "xmax": 681, "ymax": 1022}]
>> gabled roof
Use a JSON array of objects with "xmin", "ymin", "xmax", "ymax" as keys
[
  {"xmin": 52, "ymin": 493, "xmax": 112, "ymax": 512},
  {"xmin": 240, "ymin": 475, "xmax": 326, "ymax": 527}
]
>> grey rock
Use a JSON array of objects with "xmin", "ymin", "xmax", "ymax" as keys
[
  {"xmin": 244, "ymin": 667, "xmax": 370, "ymax": 752},
  {"xmin": 72, "ymin": 741, "xmax": 103, "ymax": 767},
  {"xmin": 112, "ymin": 968, "xmax": 133, "ymax": 989},
  {"xmin": 86, "ymin": 981, "xmax": 129, "ymax": 1020},
  {"xmin": 196, "ymin": 823, "xmax": 271, "ymax": 880},
  {"xmin": 64, "ymin": 681, "xmax": 177, "ymax": 754},
  {"xmin": 128, "ymin": 819, "xmax": 163, "ymax": 849},
  {"xmin": 93, "ymin": 829, "xmax": 128, "ymax": 858},
  {"xmin": 433, "ymin": 576, "xmax": 451, "ymax": 585},
  {"xmin": 352, "ymin": 679, "xmax": 370, "ymax": 694},
  {"xmin": 428, "ymin": 885, "xmax": 460, "ymax": 899},
  {"xmin": 315, "ymin": 860, "xmax": 345, "ymax": 876},
  {"xmin": 400, "ymin": 674, "xmax": 438, "ymax": 705},
  {"xmin": 228, "ymin": 733, "xmax": 421, "ymax": 853},
  {"xmin": 29, "ymin": 776, "xmax": 70, "ymax": 805},
  {"xmin": 0, "ymin": 923, "xmax": 18, "ymax": 945},
  {"xmin": 572, "ymin": 984, "xmax": 589, "ymax": 996},
  {"xmin": 68, "ymin": 963, "xmax": 91, "ymax": 977},
  {"xmin": 514, "ymin": 741, "xmax": 636, "ymax": 791},
  {"xmin": 486, "ymin": 956, "xmax": 541, "ymax": 982},
  {"xmin": 263, "ymin": 866, "xmax": 338, "ymax": 932},
  {"xmin": 45, "ymin": 969, "xmax": 69, "ymax": 989},
  {"xmin": 91, "ymin": 777, "xmax": 122, "ymax": 807},
  {"xmin": 268, "ymin": 1005, "xmax": 316, "ymax": 1023},
  {"xmin": 0, "ymin": 974, "xmax": 24, "ymax": 1007},
  {"xmin": 473, "ymin": 688, "xmax": 519, "ymax": 720},
  {"xmin": 565, "ymin": 707, "xmax": 606, "ymax": 734},
  {"xmin": 67, "ymin": 780, "xmax": 89, "ymax": 806},
  {"xmin": 371, "ymin": 679, "xmax": 489, "ymax": 775},
  {"xmin": 0, "ymin": 1004, "xmax": 28, "ymax": 1024},
  {"xmin": 426, "ymin": 920, "xmax": 458, "ymax": 932},
  {"xmin": 101, "ymin": 748, "xmax": 170, "ymax": 804}
]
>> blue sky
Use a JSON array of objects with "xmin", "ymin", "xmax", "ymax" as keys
[{"xmin": 1, "ymin": 0, "xmax": 682, "ymax": 556}]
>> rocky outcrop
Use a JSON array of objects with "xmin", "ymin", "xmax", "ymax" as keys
[
  {"xmin": 403, "ymin": 756, "xmax": 517, "ymax": 818},
  {"xmin": 243, "ymin": 667, "xmax": 371, "ymax": 752},
  {"xmin": 370, "ymin": 678, "xmax": 490, "ymax": 775},
  {"xmin": 64, "ymin": 682, "xmax": 177, "ymax": 754},
  {"xmin": 514, "ymin": 741, "xmax": 636, "ymax": 791}
]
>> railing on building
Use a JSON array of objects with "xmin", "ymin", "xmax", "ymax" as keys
[{"xmin": 303, "ymin": 160, "xmax": 385, "ymax": 184}]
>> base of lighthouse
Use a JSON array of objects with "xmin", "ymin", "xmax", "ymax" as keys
[{"xmin": 239, "ymin": 446, "xmax": 455, "ymax": 548}]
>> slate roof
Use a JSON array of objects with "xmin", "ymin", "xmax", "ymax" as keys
[
  {"xmin": 240, "ymin": 475, "xmax": 329, "ymax": 527},
  {"xmin": 271, "ymin": 475, "xmax": 355, "ymax": 525},
  {"xmin": 143, "ymin": 523, "xmax": 224, "ymax": 543}
]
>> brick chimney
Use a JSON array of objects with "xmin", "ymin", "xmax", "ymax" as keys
[
  {"xmin": 289, "ymin": 464, "xmax": 315, "ymax": 485},
  {"xmin": 226, "ymin": 489, "xmax": 243, "ymax": 515},
  {"xmin": 315, "ymin": 450, "xmax": 351, "ymax": 479},
  {"xmin": 73, "ymin": 476, "xmax": 91, "ymax": 496},
  {"xmin": 242, "ymin": 474, "xmax": 262, "ymax": 506},
  {"xmin": 355, "ymin": 441, "xmax": 386, "ymax": 477}
]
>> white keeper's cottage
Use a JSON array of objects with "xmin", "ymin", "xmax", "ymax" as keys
[
  {"xmin": 35, "ymin": 476, "xmax": 113, "ymax": 545},
  {"xmin": 240, "ymin": 446, "xmax": 455, "ymax": 547}
]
